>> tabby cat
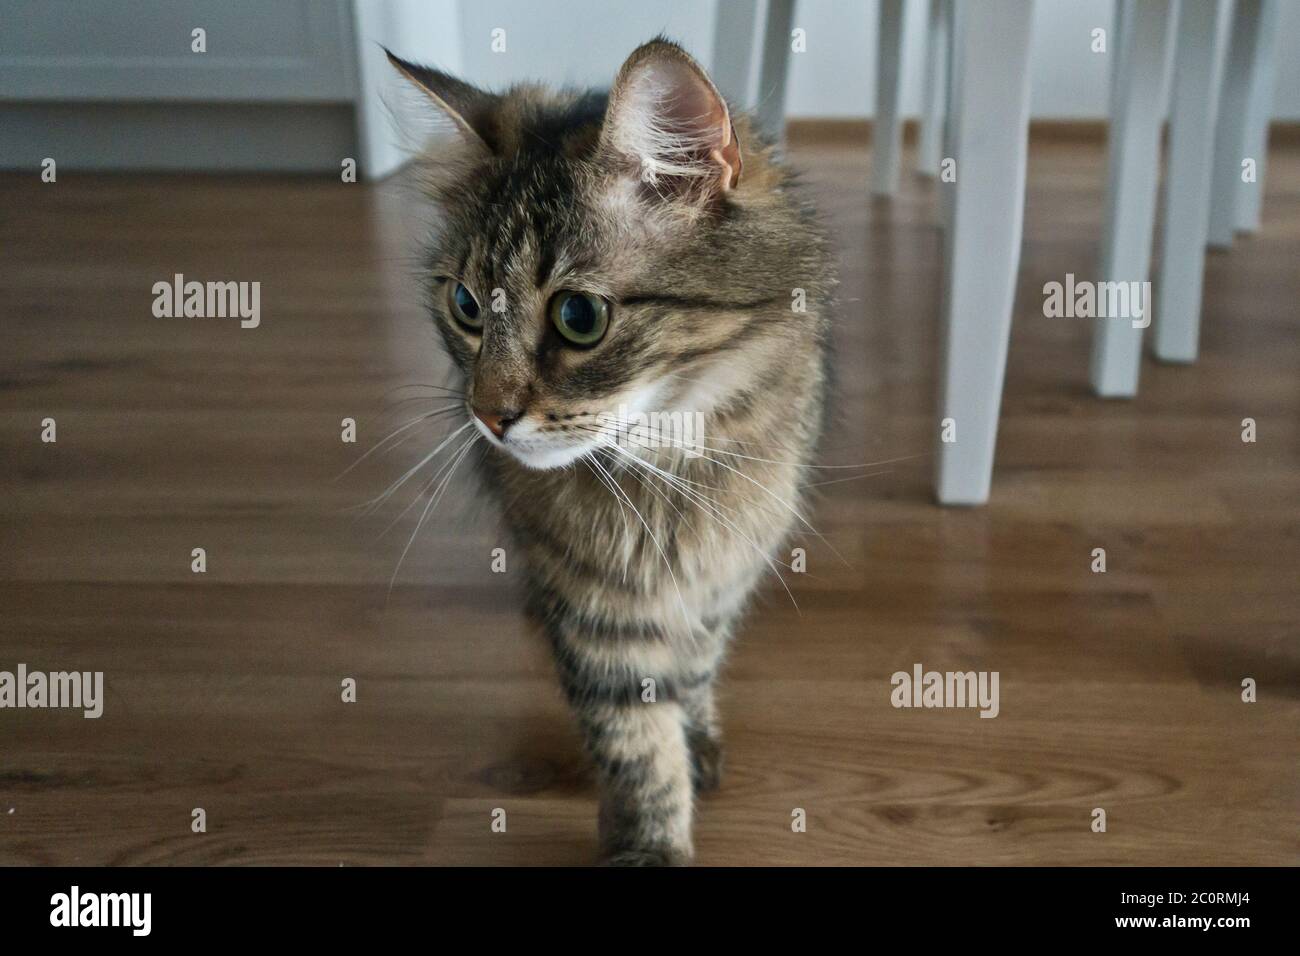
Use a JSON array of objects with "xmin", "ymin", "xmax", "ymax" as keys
[{"xmin": 389, "ymin": 38, "xmax": 833, "ymax": 865}]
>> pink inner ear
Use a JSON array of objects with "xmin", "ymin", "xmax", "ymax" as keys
[
  {"xmin": 626, "ymin": 59, "xmax": 742, "ymax": 192},
  {"xmin": 639, "ymin": 60, "xmax": 727, "ymax": 139}
]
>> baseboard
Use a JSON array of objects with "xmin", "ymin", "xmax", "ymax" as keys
[
  {"xmin": 785, "ymin": 118, "xmax": 1112, "ymax": 146},
  {"xmin": 786, "ymin": 117, "xmax": 1300, "ymax": 147}
]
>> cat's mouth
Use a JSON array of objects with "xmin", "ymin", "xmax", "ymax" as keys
[
  {"xmin": 499, "ymin": 439, "xmax": 598, "ymax": 471},
  {"xmin": 470, "ymin": 413, "xmax": 598, "ymax": 471}
]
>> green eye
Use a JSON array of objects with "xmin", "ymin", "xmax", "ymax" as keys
[
  {"xmin": 549, "ymin": 291, "xmax": 609, "ymax": 347},
  {"xmin": 447, "ymin": 280, "xmax": 482, "ymax": 330}
]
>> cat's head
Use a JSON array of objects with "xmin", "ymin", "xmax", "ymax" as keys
[{"xmin": 390, "ymin": 39, "xmax": 811, "ymax": 470}]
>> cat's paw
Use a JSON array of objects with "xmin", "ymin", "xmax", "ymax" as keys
[
  {"xmin": 601, "ymin": 846, "xmax": 691, "ymax": 867},
  {"xmin": 689, "ymin": 730, "xmax": 725, "ymax": 794}
]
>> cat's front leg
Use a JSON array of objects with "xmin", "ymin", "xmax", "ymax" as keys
[
  {"xmin": 581, "ymin": 699, "xmax": 695, "ymax": 866},
  {"xmin": 547, "ymin": 622, "xmax": 697, "ymax": 864},
  {"xmin": 681, "ymin": 617, "xmax": 735, "ymax": 794},
  {"xmin": 681, "ymin": 678, "xmax": 725, "ymax": 794}
]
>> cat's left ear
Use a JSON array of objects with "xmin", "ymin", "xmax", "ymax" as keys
[{"xmin": 599, "ymin": 40, "xmax": 742, "ymax": 200}]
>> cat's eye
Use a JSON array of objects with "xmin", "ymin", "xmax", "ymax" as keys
[
  {"xmin": 447, "ymin": 280, "xmax": 483, "ymax": 331},
  {"xmin": 549, "ymin": 291, "xmax": 609, "ymax": 347}
]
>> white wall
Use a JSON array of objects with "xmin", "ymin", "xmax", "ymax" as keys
[{"xmin": 448, "ymin": 0, "xmax": 1300, "ymax": 120}]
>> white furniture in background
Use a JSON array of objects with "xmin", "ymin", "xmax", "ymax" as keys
[
  {"xmin": 934, "ymin": 0, "xmax": 1037, "ymax": 506},
  {"xmin": 1092, "ymin": 0, "xmax": 1279, "ymax": 394},
  {"xmin": 1209, "ymin": 0, "xmax": 1273, "ymax": 246},
  {"xmin": 1235, "ymin": 0, "xmax": 1281, "ymax": 233},
  {"xmin": 857, "ymin": 0, "xmax": 1280, "ymax": 502},
  {"xmin": 737, "ymin": 0, "xmax": 1038, "ymax": 505},
  {"xmin": 710, "ymin": 0, "xmax": 796, "ymax": 144},
  {"xmin": 0, "ymin": 0, "xmax": 458, "ymax": 178},
  {"xmin": 861, "ymin": 0, "xmax": 1037, "ymax": 504},
  {"xmin": 1152, "ymin": 0, "xmax": 1228, "ymax": 364},
  {"xmin": 13, "ymin": 1, "xmax": 1282, "ymax": 503},
  {"xmin": 872, "ymin": 0, "xmax": 907, "ymax": 195},
  {"xmin": 917, "ymin": 0, "xmax": 952, "ymax": 178},
  {"xmin": 1090, "ymin": 0, "xmax": 1174, "ymax": 397},
  {"xmin": 1209, "ymin": 0, "xmax": 1280, "ymax": 241}
]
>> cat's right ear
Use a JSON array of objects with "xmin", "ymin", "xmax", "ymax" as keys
[{"xmin": 385, "ymin": 48, "xmax": 499, "ymax": 153}]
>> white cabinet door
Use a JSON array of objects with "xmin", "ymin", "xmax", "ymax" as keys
[{"xmin": 0, "ymin": 0, "xmax": 357, "ymax": 102}]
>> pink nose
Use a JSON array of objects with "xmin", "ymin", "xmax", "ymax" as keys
[{"xmin": 473, "ymin": 408, "xmax": 519, "ymax": 439}]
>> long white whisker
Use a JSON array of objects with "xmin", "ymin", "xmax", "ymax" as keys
[
  {"xmin": 586, "ymin": 447, "xmax": 694, "ymax": 637},
  {"xmin": 584, "ymin": 455, "xmax": 634, "ymax": 585},
  {"xmin": 591, "ymin": 412, "xmax": 922, "ymax": 470},
  {"xmin": 576, "ymin": 419, "xmax": 847, "ymax": 566},
  {"xmin": 583, "ymin": 420, "xmax": 841, "ymax": 557},
  {"xmin": 803, "ymin": 469, "xmax": 896, "ymax": 488},
  {"xmin": 352, "ymin": 420, "xmax": 473, "ymax": 516},
  {"xmin": 387, "ymin": 433, "xmax": 479, "ymax": 594},
  {"xmin": 598, "ymin": 438, "xmax": 801, "ymax": 613},
  {"xmin": 574, "ymin": 422, "xmax": 793, "ymax": 521},
  {"xmin": 336, "ymin": 404, "xmax": 464, "ymax": 480},
  {"xmin": 377, "ymin": 431, "xmax": 478, "ymax": 538}
]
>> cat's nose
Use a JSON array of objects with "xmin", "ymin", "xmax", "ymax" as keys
[{"xmin": 473, "ymin": 407, "xmax": 521, "ymax": 440}]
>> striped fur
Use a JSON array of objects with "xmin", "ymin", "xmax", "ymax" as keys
[{"xmin": 394, "ymin": 39, "xmax": 833, "ymax": 864}]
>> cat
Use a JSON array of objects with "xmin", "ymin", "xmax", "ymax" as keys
[{"xmin": 388, "ymin": 38, "xmax": 834, "ymax": 865}]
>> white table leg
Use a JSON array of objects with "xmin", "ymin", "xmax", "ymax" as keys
[
  {"xmin": 918, "ymin": 0, "xmax": 950, "ymax": 177},
  {"xmin": 1209, "ymin": 0, "xmax": 1265, "ymax": 248},
  {"xmin": 1106, "ymin": 0, "xmax": 1130, "ymax": 119},
  {"xmin": 936, "ymin": 0, "xmax": 1036, "ymax": 506},
  {"xmin": 754, "ymin": 0, "xmax": 796, "ymax": 144},
  {"xmin": 1090, "ymin": 0, "xmax": 1173, "ymax": 398},
  {"xmin": 1238, "ymin": 0, "xmax": 1279, "ymax": 233},
  {"xmin": 939, "ymin": 0, "xmax": 964, "ymax": 231},
  {"xmin": 872, "ymin": 0, "xmax": 906, "ymax": 195},
  {"xmin": 710, "ymin": 0, "xmax": 760, "ymax": 114},
  {"xmin": 1154, "ymin": 0, "xmax": 1227, "ymax": 364}
]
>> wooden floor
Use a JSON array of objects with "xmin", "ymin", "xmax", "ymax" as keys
[{"xmin": 1, "ymin": 132, "xmax": 1297, "ymax": 866}]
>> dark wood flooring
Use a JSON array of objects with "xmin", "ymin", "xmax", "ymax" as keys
[{"xmin": 1, "ymin": 131, "xmax": 1296, "ymax": 865}]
